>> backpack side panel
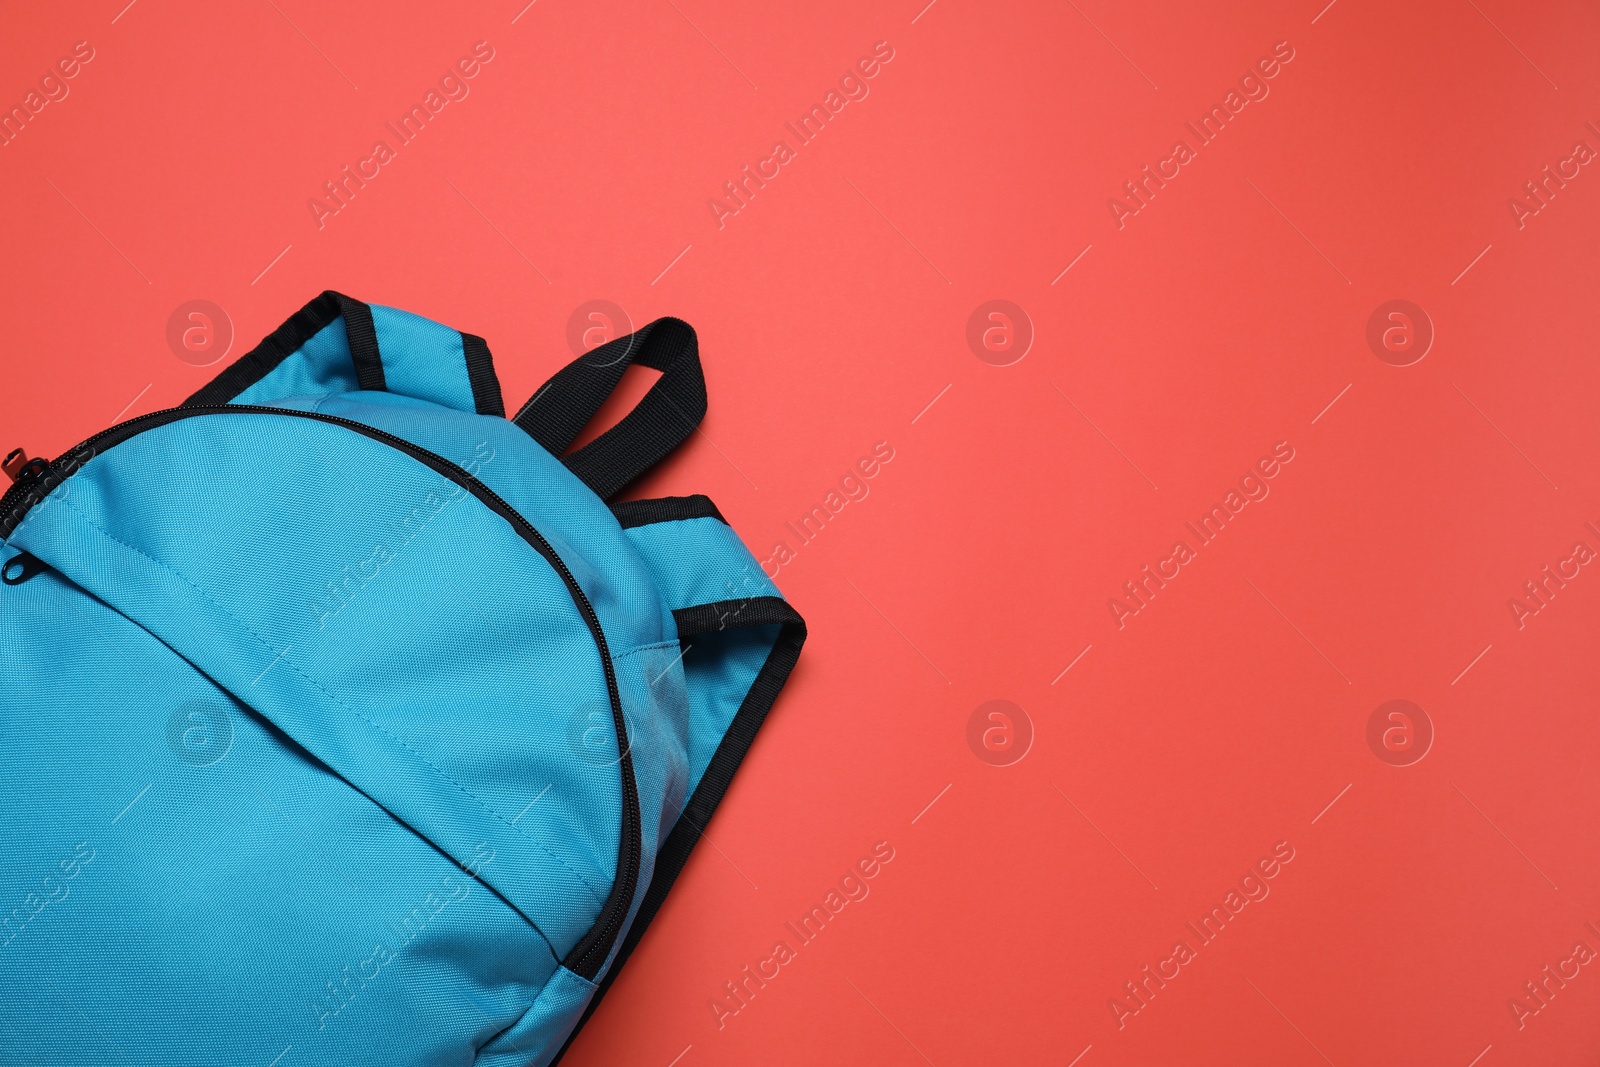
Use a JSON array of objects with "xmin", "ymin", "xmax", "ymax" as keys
[
  {"xmin": 619, "ymin": 507, "xmax": 787, "ymax": 793},
  {"xmin": 549, "ymin": 497, "xmax": 805, "ymax": 1062},
  {"xmin": 477, "ymin": 963, "xmax": 600, "ymax": 1065},
  {"xmin": 369, "ymin": 305, "xmax": 497, "ymax": 416}
]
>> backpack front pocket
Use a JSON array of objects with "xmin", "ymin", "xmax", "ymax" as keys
[{"xmin": 4, "ymin": 406, "xmax": 641, "ymax": 972}]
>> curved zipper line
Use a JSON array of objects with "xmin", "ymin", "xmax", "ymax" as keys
[{"xmin": 0, "ymin": 404, "xmax": 641, "ymax": 980}]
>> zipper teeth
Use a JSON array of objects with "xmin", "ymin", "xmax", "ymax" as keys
[
  {"xmin": 1, "ymin": 402, "xmax": 642, "ymax": 973},
  {"xmin": 0, "ymin": 407, "xmax": 192, "ymax": 524}
]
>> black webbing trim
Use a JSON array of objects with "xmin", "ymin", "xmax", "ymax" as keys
[
  {"xmin": 183, "ymin": 291, "xmax": 383, "ymax": 407},
  {"xmin": 610, "ymin": 494, "xmax": 725, "ymax": 529},
  {"xmin": 332, "ymin": 294, "xmax": 385, "ymax": 392},
  {"xmin": 550, "ymin": 595, "xmax": 806, "ymax": 1064},
  {"xmin": 460, "ymin": 332, "xmax": 505, "ymax": 417},
  {"xmin": 511, "ymin": 330, "xmax": 642, "ymax": 455},
  {"xmin": 184, "ymin": 291, "xmax": 338, "ymax": 406},
  {"xmin": 184, "ymin": 293, "xmax": 511, "ymax": 416},
  {"xmin": 512, "ymin": 318, "xmax": 707, "ymax": 502},
  {"xmin": 671, "ymin": 595, "xmax": 801, "ymax": 640}
]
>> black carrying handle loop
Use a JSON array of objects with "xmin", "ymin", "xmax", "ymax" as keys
[{"xmin": 513, "ymin": 318, "xmax": 707, "ymax": 501}]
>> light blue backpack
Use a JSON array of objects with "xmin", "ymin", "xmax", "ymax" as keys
[{"xmin": 0, "ymin": 292, "xmax": 805, "ymax": 1065}]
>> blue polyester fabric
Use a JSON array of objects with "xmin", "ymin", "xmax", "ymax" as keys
[{"xmin": 0, "ymin": 294, "xmax": 801, "ymax": 1066}]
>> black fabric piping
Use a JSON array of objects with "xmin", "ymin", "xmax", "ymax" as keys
[
  {"xmin": 184, "ymin": 292, "xmax": 505, "ymax": 414},
  {"xmin": 610, "ymin": 494, "xmax": 725, "ymax": 529},
  {"xmin": 183, "ymin": 291, "xmax": 348, "ymax": 407},
  {"xmin": 460, "ymin": 332, "xmax": 506, "ymax": 417},
  {"xmin": 0, "ymin": 404, "xmax": 642, "ymax": 981},
  {"xmin": 333, "ymin": 294, "xmax": 386, "ymax": 392},
  {"xmin": 551, "ymin": 594, "xmax": 806, "ymax": 1064}
]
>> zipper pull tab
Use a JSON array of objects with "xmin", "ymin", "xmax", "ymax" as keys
[
  {"xmin": 5, "ymin": 451, "xmax": 49, "ymax": 489},
  {"xmin": 2, "ymin": 552, "xmax": 45, "ymax": 585},
  {"xmin": 2, "ymin": 448, "xmax": 29, "ymax": 482}
]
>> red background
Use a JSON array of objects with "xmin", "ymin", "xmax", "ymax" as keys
[{"xmin": 4, "ymin": 1, "xmax": 1599, "ymax": 1063}]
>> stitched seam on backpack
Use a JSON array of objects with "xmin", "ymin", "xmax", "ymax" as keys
[
  {"xmin": 54, "ymin": 494, "xmax": 610, "ymax": 908},
  {"xmin": 472, "ymin": 965, "xmax": 597, "ymax": 1061},
  {"xmin": 611, "ymin": 638, "xmax": 682, "ymax": 662},
  {"xmin": 472, "ymin": 999, "xmax": 535, "ymax": 1059}
]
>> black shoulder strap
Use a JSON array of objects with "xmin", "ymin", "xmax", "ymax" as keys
[{"xmin": 513, "ymin": 318, "xmax": 707, "ymax": 501}]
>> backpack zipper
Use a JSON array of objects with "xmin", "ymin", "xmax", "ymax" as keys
[{"xmin": 0, "ymin": 404, "xmax": 640, "ymax": 980}]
